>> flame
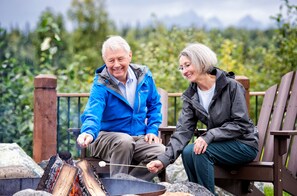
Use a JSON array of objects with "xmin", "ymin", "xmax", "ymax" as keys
[{"xmin": 69, "ymin": 176, "xmax": 83, "ymax": 196}]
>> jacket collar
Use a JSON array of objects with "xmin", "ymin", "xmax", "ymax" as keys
[
  {"xmin": 95, "ymin": 64, "xmax": 149, "ymax": 86},
  {"xmin": 183, "ymin": 67, "xmax": 232, "ymax": 100}
]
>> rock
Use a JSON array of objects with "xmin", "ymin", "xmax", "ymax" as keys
[
  {"xmin": 13, "ymin": 189, "xmax": 52, "ymax": 196},
  {"xmin": 159, "ymin": 181, "xmax": 214, "ymax": 196},
  {"xmin": 161, "ymin": 192, "xmax": 193, "ymax": 196},
  {"xmin": 166, "ymin": 156, "xmax": 187, "ymax": 183},
  {"xmin": 0, "ymin": 143, "xmax": 44, "ymax": 179}
]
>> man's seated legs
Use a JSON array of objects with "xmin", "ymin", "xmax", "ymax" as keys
[{"xmin": 90, "ymin": 131, "xmax": 165, "ymax": 181}]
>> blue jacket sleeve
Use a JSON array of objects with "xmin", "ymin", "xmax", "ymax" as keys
[
  {"xmin": 145, "ymin": 75, "xmax": 162, "ymax": 136},
  {"xmin": 80, "ymin": 83, "xmax": 106, "ymax": 140}
]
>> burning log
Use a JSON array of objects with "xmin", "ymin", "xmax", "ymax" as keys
[
  {"xmin": 76, "ymin": 160, "xmax": 106, "ymax": 196},
  {"xmin": 37, "ymin": 153, "xmax": 107, "ymax": 195},
  {"xmin": 52, "ymin": 164, "xmax": 78, "ymax": 195},
  {"xmin": 36, "ymin": 153, "xmax": 84, "ymax": 195}
]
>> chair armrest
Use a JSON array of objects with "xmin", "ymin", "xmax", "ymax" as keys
[
  {"xmin": 68, "ymin": 128, "xmax": 81, "ymax": 139},
  {"xmin": 194, "ymin": 128, "xmax": 207, "ymax": 136},
  {"xmin": 270, "ymin": 130, "xmax": 297, "ymax": 137},
  {"xmin": 159, "ymin": 126, "xmax": 176, "ymax": 132},
  {"xmin": 158, "ymin": 126, "xmax": 207, "ymax": 145},
  {"xmin": 270, "ymin": 130, "xmax": 297, "ymax": 156},
  {"xmin": 159, "ymin": 126, "xmax": 176, "ymax": 145}
]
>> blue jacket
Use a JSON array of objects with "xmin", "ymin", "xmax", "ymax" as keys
[{"xmin": 80, "ymin": 64, "xmax": 162, "ymax": 140}]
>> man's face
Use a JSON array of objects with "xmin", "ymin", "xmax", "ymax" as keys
[{"xmin": 103, "ymin": 48, "xmax": 132, "ymax": 83}]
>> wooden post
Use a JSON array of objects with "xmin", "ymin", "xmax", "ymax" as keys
[
  {"xmin": 33, "ymin": 74, "xmax": 57, "ymax": 163},
  {"xmin": 235, "ymin": 76, "xmax": 250, "ymax": 113}
]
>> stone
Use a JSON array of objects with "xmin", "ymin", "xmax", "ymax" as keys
[
  {"xmin": 13, "ymin": 189, "xmax": 52, "ymax": 196},
  {"xmin": 0, "ymin": 143, "xmax": 44, "ymax": 179},
  {"xmin": 166, "ymin": 156, "xmax": 187, "ymax": 183},
  {"xmin": 159, "ymin": 181, "xmax": 214, "ymax": 196}
]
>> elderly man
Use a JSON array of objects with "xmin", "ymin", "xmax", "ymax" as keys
[{"xmin": 77, "ymin": 35, "xmax": 165, "ymax": 181}]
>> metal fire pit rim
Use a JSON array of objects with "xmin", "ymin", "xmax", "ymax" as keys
[{"xmin": 101, "ymin": 178, "xmax": 166, "ymax": 196}]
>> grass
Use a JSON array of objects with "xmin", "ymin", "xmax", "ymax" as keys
[{"xmin": 264, "ymin": 186, "xmax": 291, "ymax": 196}]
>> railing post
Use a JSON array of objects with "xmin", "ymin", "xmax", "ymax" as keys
[
  {"xmin": 235, "ymin": 76, "xmax": 250, "ymax": 113},
  {"xmin": 33, "ymin": 74, "xmax": 57, "ymax": 163}
]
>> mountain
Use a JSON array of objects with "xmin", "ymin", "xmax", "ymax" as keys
[
  {"xmin": 148, "ymin": 10, "xmax": 273, "ymax": 30},
  {"xmin": 204, "ymin": 17, "xmax": 224, "ymax": 30},
  {"xmin": 236, "ymin": 15, "xmax": 264, "ymax": 30},
  {"xmin": 161, "ymin": 10, "xmax": 204, "ymax": 28}
]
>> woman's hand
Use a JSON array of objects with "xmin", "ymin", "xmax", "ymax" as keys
[
  {"xmin": 147, "ymin": 160, "xmax": 164, "ymax": 173},
  {"xmin": 194, "ymin": 137, "xmax": 208, "ymax": 154},
  {"xmin": 77, "ymin": 133, "xmax": 93, "ymax": 148}
]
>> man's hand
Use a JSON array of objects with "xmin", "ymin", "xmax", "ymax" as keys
[
  {"xmin": 77, "ymin": 133, "xmax": 93, "ymax": 148},
  {"xmin": 147, "ymin": 160, "xmax": 164, "ymax": 173},
  {"xmin": 144, "ymin": 133, "xmax": 161, "ymax": 144}
]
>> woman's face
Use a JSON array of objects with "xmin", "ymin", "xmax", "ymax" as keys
[{"xmin": 179, "ymin": 55, "xmax": 199, "ymax": 83}]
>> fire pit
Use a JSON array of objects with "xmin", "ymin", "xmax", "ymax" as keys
[
  {"xmin": 37, "ymin": 153, "xmax": 166, "ymax": 196},
  {"xmin": 101, "ymin": 178, "xmax": 166, "ymax": 196}
]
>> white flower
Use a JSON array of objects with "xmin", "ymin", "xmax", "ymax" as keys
[{"xmin": 40, "ymin": 37, "xmax": 51, "ymax": 51}]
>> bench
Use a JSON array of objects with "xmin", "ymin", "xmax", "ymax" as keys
[{"xmin": 159, "ymin": 71, "xmax": 297, "ymax": 195}]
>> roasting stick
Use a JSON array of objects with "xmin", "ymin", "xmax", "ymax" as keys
[{"xmin": 98, "ymin": 161, "xmax": 147, "ymax": 169}]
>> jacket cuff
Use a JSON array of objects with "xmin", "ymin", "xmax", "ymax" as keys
[
  {"xmin": 81, "ymin": 129, "xmax": 96, "ymax": 143},
  {"xmin": 146, "ymin": 127, "xmax": 159, "ymax": 136},
  {"xmin": 157, "ymin": 154, "xmax": 171, "ymax": 167},
  {"xmin": 201, "ymin": 131, "xmax": 214, "ymax": 144}
]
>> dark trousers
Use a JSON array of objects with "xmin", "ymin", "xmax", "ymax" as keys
[
  {"xmin": 182, "ymin": 140, "xmax": 258, "ymax": 193},
  {"xmin": 90, "ymin": 131, "xmax": 165, "ymax": 181}
]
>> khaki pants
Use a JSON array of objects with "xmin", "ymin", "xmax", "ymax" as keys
[{"xmin": 90, "ymin": 131, "xmax": 165, "ymax": 181}]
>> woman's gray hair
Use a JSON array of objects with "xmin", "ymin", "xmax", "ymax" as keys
[
  {"xmin": 179, "ymin": 43, "xmax": 217, "ymax": 74},
  {"xmin": 102, "ymin": 35, "xmax": 131, "ymax": 57}
]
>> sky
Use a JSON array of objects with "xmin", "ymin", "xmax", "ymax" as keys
[{"xmin": 0, "ymin": 0, "xmax": 296, "ymax": 31}]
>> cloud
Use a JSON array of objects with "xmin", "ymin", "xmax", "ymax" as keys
[
  {"xmin": 1, "ymin": 0, "xmax": 295, "ymax": 30},
  {"xmin": 0, "ymin": 0, "xmax": 71, "ymax": 30},
  {"xmin": 106, "ymin": 0, "xmax": 282, "ymax": 26}
]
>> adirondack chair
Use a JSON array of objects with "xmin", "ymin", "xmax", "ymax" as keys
[
  {"xmin": 159, "ymin": 71, "xmax": 297, "ymax": 196},
  {"xmin": 68, "ymin": 88, "xmax": 168, "ymax": 181}
]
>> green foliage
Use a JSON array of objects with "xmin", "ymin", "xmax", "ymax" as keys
[
  {"xmin": 67, "ymin": 0, "xmax": 116, "ymax": 79},
  {"xmin": 270, "ymin": 0, "xmax": 297, "ymax": 83},
  {"xmin": 132, "ymin": 25, "xmax": 206, "ymax": 91},
  {"xmin": 0, "ymin": 49, "xmax": 34, "ymax": 156},
  {"xmin": 34, "ymin": 8, "xmax": 71, "ymax": 75},
  {"xmin": 264, "ymin": 185, "xmax": 292, "ymax": 196}
]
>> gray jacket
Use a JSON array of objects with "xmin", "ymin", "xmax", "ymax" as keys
[{"xmin": 158, "ymin": 68, "xmax": 259, "ymax": 166}]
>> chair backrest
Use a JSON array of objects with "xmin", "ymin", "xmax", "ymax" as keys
[
  {"xmin": 158, "ymin": 87, "xmax": 168, "ymax": 128},
  {"xmin": 255, "ymin": 84, "xmax": 278, "ymax": 161},
  {"xmin": 285, "ymin": 71, "xmax": 297, "ymax": 175},
  {"xmin": 256, "ymin": 71, "xmax": 297, "ymax": 171}
]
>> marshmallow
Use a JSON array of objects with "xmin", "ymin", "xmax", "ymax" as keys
[{"xmin": 99, "ymin": 161, "xmax": 107, "ymax": 167}]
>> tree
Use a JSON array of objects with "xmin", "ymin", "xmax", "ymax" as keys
[
  {"xmin": 0, "ymin": 29, "xmax": 35, "ymax": 154},
  {"xmin": 68, "ymin": 0, "xmax": 117, "ymax": 79},
  {"xmin": 34, "ymin": 8, "xmax": 69, "ymax": 74},
  {"xmin": 271, "ymin": 0, "xmax": 297, "ymax": 78}
]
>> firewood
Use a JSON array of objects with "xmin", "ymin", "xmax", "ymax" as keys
[
  {"xmin": 52, "ymin": 164, "xmax": 78, "ymax": 196},
  {"xmin": 76, "ymin": 160, "xmax": 106, "ymax": 196}
]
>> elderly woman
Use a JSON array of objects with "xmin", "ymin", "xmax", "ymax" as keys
[{"xmin": 147, "ymin": 43, "xmax": 259, "ymax": 194}]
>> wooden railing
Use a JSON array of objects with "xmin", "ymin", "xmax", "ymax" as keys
[{"xmin": 33, "ymin": 74, "xmax": 264, "ymax": 162}]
